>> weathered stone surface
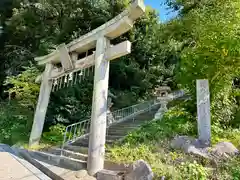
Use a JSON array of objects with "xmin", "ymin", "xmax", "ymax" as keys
[
  {"xmin": 154, "ymin": 111, "xmax": 163, "ymax": 120},
  {"xmin": 170, "ymin": 136, "xmax": 210, "ymax": 158},
  {"xmin": 171, "ymin": 136, "xmax": 210, "ymax": 149},
  {"xmin": 97, "ymin": 169, "xmax": 124, "ymax": 180},
  {"xmin": 107, "ymin": 110, "xmax": 115, "ymax": 126},
  {"xmin": 76, "ymin": 170, "xmax": 88, "ymax": 178},
  {"xmin": 171, "ymin": 136, "xmax": 240, "ymax": 160},
  {"xmin": 75, "ymin": 170, "xmax": 96, "ymax": 180},
  {"xmin": 185, "ymin": 145, "xmax": 209, "ymax": 158},
  {"xmin": 197, "ymin": 80, "xmax": 211, "ymax": 146},
  {"xmin": 170, "ymin": 136, "xmax": 195, "ymax": 150},
  {"xmin": 104, "ymin": 161, "xmax": 129, "ymax": 172},
  {"xmin": 125, "ymin": 160, "xmax": 153, "ymax": 180},
  {"xmin": 211, "ymin": 142, "xmax": 239, "ymax": 157}
]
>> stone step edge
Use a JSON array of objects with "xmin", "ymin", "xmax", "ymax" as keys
[
  {"xmin": 29, "ymin": 149, "xmax": 87, "ymax": 164},
  {"xmin": 63, "ymin": 145, "xmax": 112, "ymax": 154},
  {"xmin": 106, "ymin": 136, "xmax": 126, "ymax": 144},
  {"xmin": 53, "ymin": 148, "xmax": 88, "ymax": 157},
  {"xmin": 63, "ymin": 145, "xmax": 89, "ymax": 153},
  {"xmin": 16, "ymin": 148, "xmax": 65, "ymax": 180}
]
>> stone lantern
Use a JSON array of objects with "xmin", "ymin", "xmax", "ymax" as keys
[{"xmin": 154, "ymin": 86, "xmax": 171, "ymax": 120}]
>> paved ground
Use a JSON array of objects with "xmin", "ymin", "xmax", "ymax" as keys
[{"xmin": 0, "ymin": 144, "xmax": 51, "ymax": 180}]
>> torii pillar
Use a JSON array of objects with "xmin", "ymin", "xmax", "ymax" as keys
[
  {"xmin": 87, "ymin": 36, "xmax": 110, "ymax": 175},
  {"xmin": 87, "ymin": 1, "xmax": 145, "ymax": 175}
]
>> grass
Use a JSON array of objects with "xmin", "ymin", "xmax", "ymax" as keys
[
  {"xmin": 106, "ymin": 106, "xmax": 240, "ymax": 180},
  {"xmin": 2, "ymin": 100, "xmax": 240, "ymax": 179}
]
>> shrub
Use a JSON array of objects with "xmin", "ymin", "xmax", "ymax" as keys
[
  {"xmin": 178, "ymin": 161, "xmax": 208, "ymax": 180},
  {"xmin": 176, "ymin": 0, "xmax": 240, "ymax": 125},
  {"xmin": 107, "ymin": 144, "xmax": 180, "ymax": 179},
  {"xmin": 124, "ymin": 106, "xmax": 197, "ymax": 144},
  {"xmin": 42, "ymin": 124, "xmax": 66, "ymax": 144},
  {"xmin": 212, "ymin": 123, "xmax": 240, "ymax": 146},
  {"xmin": 4, "ymin": 66, "xmax": 40, "ymax": 110},
  {"xmin": 214, "ymin": 157, "xmax": 240, "ymax": 179},
  {"xmin": 42, "ymin": 123, "xmax": 85, "ymax": 144},
  {"xmin": 0, "ymin": 101, "xmax": 33, "ymax": 145},
  {"xmin": 108, "ymin": 104, "xmax": 240, "ymax": 180}
]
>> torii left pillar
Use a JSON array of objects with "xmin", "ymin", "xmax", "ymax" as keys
[{"xmin": 29, "ymin": 63, "xmax": 53, "ymax": 146}]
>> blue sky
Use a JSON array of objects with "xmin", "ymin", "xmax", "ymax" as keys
[{"xmin": 144, "ymin": 0, "xmax": 178, "ymax": 22}]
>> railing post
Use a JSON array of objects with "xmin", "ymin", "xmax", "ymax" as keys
[{"xmin": 61, "ymin": 126, "xmax": 68, "ymax": 156}]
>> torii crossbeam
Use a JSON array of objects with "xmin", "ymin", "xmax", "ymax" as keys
[{"xmin": 29, "ymin": 0, "xmax": 145, "ymax": 175}]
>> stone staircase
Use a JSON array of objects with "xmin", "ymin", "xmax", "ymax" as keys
[
  {"xmin": 10, "ymin": 91, "xmax": 185, "ymax": 179},
  {"xmin": 2, "ymin": 107, "xmax": 156, "ymax": 180},
  {"xmin": 22, "ymin": 106, "xmax": 159, "ymax": 176},
  {"xmin": 71, "ymin": 110, "xmax": 156, "ymax": 147}
]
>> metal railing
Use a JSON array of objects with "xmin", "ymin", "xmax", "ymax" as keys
[
  {"xmin": 109, "ymin": 100, "xmax": 156, "ymax": 126},
  {"xmin": 61, "ymin": 118, "xmax": 91, "ymax": 147},
  {"xmin": 61, "ymin": 90, "xmax": 185, "ymax": 152},
  {"xmin": 61, "ymin": 100, "xmax": 157, "ymax": 151}
]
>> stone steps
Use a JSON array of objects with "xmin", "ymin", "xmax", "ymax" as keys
[
  {"xmin": 72, "ymin": 138, "xmax": 89, "ymax": 147},
  {"xmin": 64, "ymin": 145, "xmax": 88, "ymax": 154},
  {"xmin": 107, "ymin": 128, "xmax": 138, "ymax": 136},
  {"xmin": 26, "ymin": 149, "xmax": 87, "ymax": 171},
  {"xmin": 110, "ymin": 121, "xmax": 145, "ymax": 127},
  {"xmin": 69, "ymin": 110, "xmax": 156, "ymax": 149},
  {"xmin": 34, "ymin": 108, "xmax": 158, "ymax": 172},
  {"xmin": 72, "ymin": 135, "xmax": 125, "ymax": 147},
  {"xmin": 106, "ymin": 135, "xmax": 125, "ymax": 141},
  {"xmin": 47, "ymin": 148, "xmax": 88, "ymax": 162},
  {"xmin": 107, "ymin": 130, "xmax": 135, "ymax": 136},
  {"xmin": 108, "ymin": 125, "xmax": 141, "ymax": 130}
]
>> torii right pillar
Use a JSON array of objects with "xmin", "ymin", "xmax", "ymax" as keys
[
  {"xmin": 87, "ymin": 0, "xmax": 146, "ymax": 175},
  {"xmin": 87, "ymin": 36, "xmax": 110, "ymax": 175}
]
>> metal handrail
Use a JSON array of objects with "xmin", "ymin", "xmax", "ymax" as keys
[
  {"xmin": 60, "ymin": 90, "xmax": 185, "ymax": 153},
  {"xmin": 61, "ymin": 100, "xmax": 156, "ymax": 152}
]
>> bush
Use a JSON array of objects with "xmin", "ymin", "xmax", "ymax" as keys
[
  {"xmin": 42, "ymin": 123, "xmax": 85, "ymax": 144},
  {"xmin": 107, "ymin": 104, "xmax": 240, "ymax": 180},
  {"xmin": 42, "ymin": 124, "xmax": 66, "ymax": 144},
  {"xmin": 215, "ymin": 157, "xmax": 240, "ymax": 180},
  {"xmin": 124, "ymin": 106, "xmax": 197, "ymax": 144},
  {"xmin": 178, "ymin": 161, "xmax": 208, "ymax": 180},
  {"xmin": 4, "ymin": 66, "xmax": 40, "ymax": 110},
  {"xmin": 212, "ymin": 123, "xmax": 240, "ymax": 146},
  {"xmin": 0, "ymin": 101, "xmax": 33, "ymax": 145},
  {"xmin": 107, "ymin": 143, "xmax": 180, "ymax": 179},
  {"xmin": 176, "ymin": 0, "xmax": 240, "ymax": 125}
]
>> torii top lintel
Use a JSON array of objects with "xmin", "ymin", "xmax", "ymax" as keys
[{"xmin": 35, "ymin": 0, "xmax": 145, "ymax": 66}]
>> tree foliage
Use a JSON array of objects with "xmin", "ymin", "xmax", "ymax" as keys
[
  {"xmin": 0, "ymin": 0, "xmax": 175, "ymax": 140},
  {"xmin": 2, "ymin": 0, "xmax": 240, "ymax": 146},
  {"xmin": 171, "ymin": 0, "xmax": 240, "ymax": 124}
]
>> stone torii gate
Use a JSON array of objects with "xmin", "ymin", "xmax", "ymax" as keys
[{"xmin": 29, "ymin": 0, "xmax": 145, "ymax": 175}]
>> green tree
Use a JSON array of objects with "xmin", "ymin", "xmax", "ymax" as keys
[
  {"xmin": 1, "ymin": 0, "xmax": 175, "ymax": 128},
  {"xmin": 165, "ymin": 0, "xmax": 240, "ymax": 124}
]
